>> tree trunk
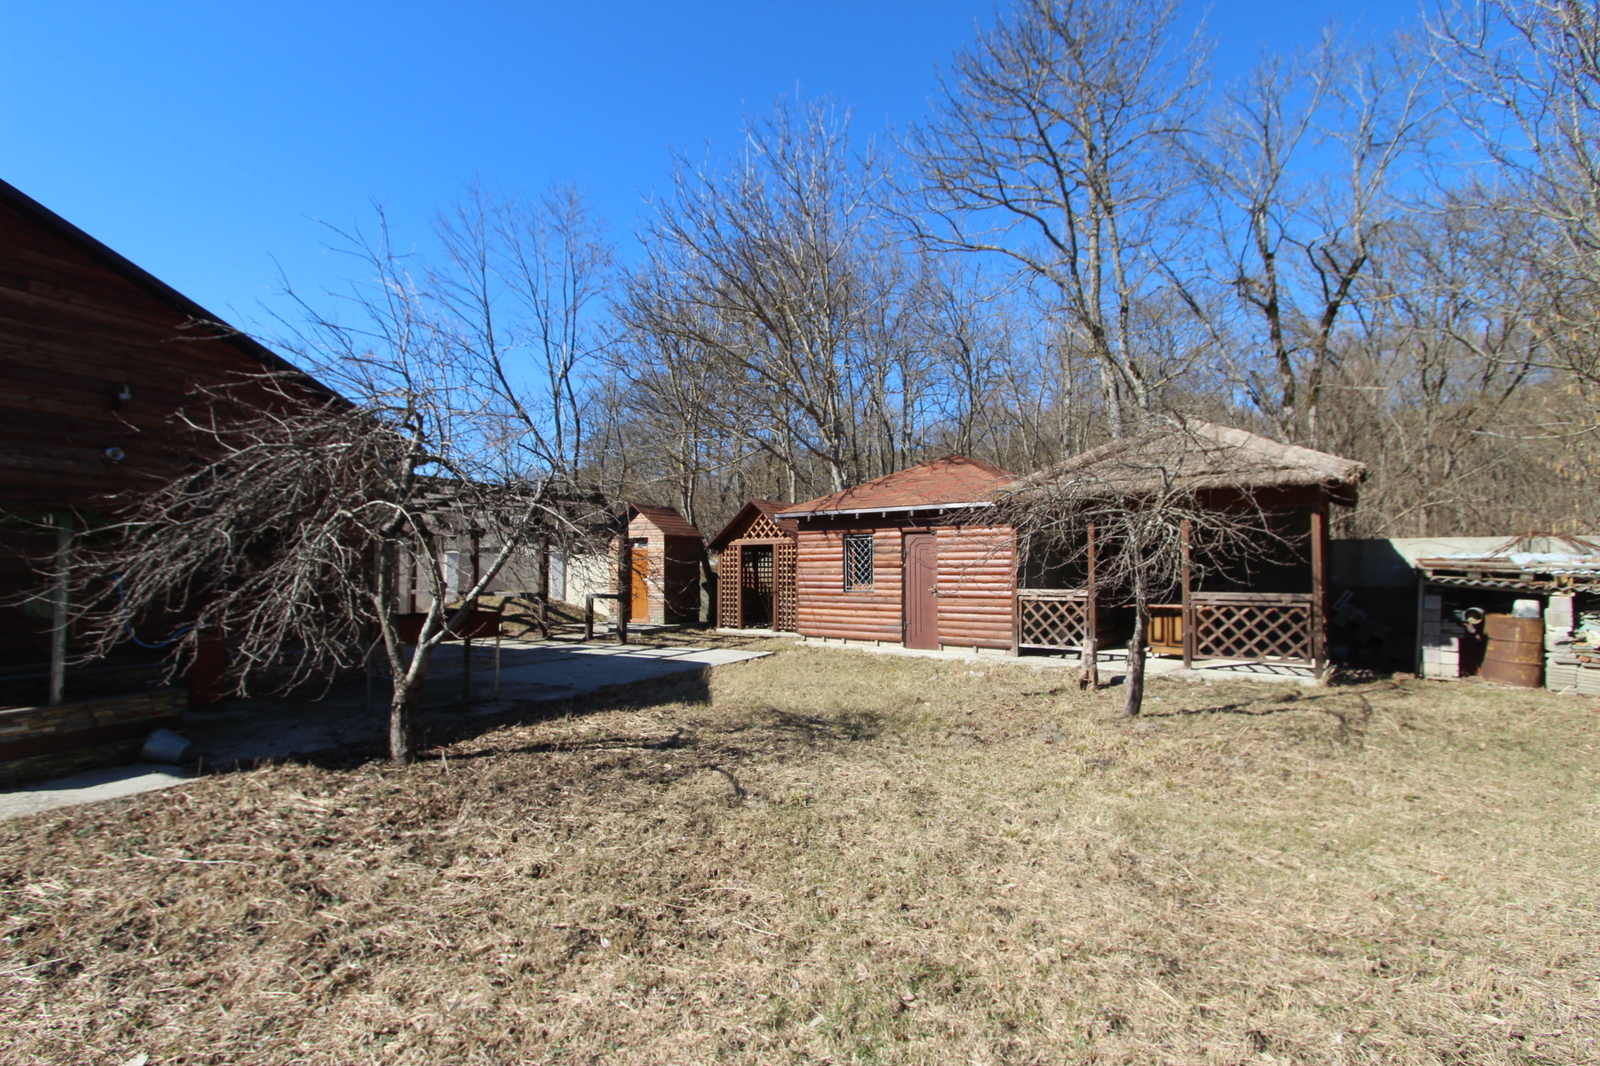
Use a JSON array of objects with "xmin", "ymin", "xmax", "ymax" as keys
[
  {"xmin": 1123, "ymin": 582, "xmax": 1148, "ymax": 718},
  {"xmin": 389, "ymin": 676, "xmax": 422, "ymax": 764}
]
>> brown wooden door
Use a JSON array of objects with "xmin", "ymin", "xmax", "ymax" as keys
[
  {"xmin": 903, "ymin": 532, "xmax": 939, "ymax": 650},
  {"xmin": 629, "ymin": 542, "xmax": 651, "ymax": 621}
]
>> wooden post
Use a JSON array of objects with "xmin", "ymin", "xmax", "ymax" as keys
[
  {"xmin": 1181, "ymin": 519, "xmax": 1194, "ymax": 669},
  {"xmin": 617, "ymin": 538, "xmax": 632, "ymax": 645},
  {"xmin": 1085, "ymin": 523, "xmax": 1099, "ymax": 689},
  {"xmin": 585, "ymin": 594, "xmax": 595, "ymax": 642},
  {"xmin": 48, "ymin": 515, "xmax": 70, "ymax": 707},
  {"xmin": 1310, "ymin": 498, "xmax": 1329, "ymax": 674}
]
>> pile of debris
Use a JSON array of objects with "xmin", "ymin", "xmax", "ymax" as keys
[{"xmin": 1547, "ymin": 609, "xmax": 1600, "ymax": 696}]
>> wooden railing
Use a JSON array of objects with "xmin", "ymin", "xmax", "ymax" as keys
[
  {"xmin": 1191, "ymin": 592, "xmax": 1314, "ymax": 664},
  {"xmin": 1015, "ymin": 588, "xmax": 1316, "ymax": 665},
  {"xmin": 1016, "ymin": 589, "xmax": 1091, "ymax": 651}
]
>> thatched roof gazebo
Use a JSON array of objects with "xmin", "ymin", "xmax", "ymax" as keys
[
  {"xmin": 1028, "ymin": 420, "xmax": 1366, "ymax": 501},
  {"xmin": 1009, "ymin": 420, "xmax": 1367, "ymax": 671}
]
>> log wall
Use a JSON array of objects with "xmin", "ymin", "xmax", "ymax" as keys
[
  {"xmin": 796, "ymin": 524, "xmax": 905, "ymax": 642},
  {"xmin": 795, "ymin": 519, "xmax": 1018, "ymax": 650},
  {"xmin": 934, "ymin": 525, "xmax": 1017, "ymax": 650}
]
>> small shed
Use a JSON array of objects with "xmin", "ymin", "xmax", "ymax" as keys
[
  {"xmin": 621, "ymin": 504, "xmax": 704, "ymax": 625},
  {"xmin": 709, "ymin": 500, "xmax": 799, "ymax": 631},
  {"xmin": 784, "ymin": 456, "xmax": 1018, "ymax": 653}
]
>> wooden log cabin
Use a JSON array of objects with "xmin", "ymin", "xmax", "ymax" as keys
[
  {"xmin": 784, "ymin": 456, "xmax": 1020, "ymax": 654},
  {"xmin": 786, "ymin": 428, "xmax": 1365, "ymax": 669},
  {"xmin": 0, "ymin": 177, "xmax": 336, "ymax": 705},
  {"xmin": 619, "ymin": 504, "xmax": 704, "ymax": 625},
  {"xmin": 709, "ymin": 500, "xmax": 798, "ymax": 631}
]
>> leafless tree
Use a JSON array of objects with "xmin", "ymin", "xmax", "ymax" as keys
[
  {"xmin": 997, "ymin": 419, "xmax": 1299, "ymax": 716},
  {"xmin": 63, "ymin": 194, "xmax": 616, "ymax": 765},
  {"xmin": 906, "ymin": 0, "xmax": 1211, "ymax": 437},
  {"xmin": 1198, "ymin": 34, "xmax": 1440, "ymax": 446},
  {"xmin": 1431, "ymin": 0, "xmax": 1600, "ymax": 421}
]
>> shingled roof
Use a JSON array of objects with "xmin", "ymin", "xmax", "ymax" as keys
[
  {"xmin": 785, "ymin": 456, "xmax": 1017, "ymax": 517},
  {"xmin": 1025, "ymin": 421, "xmax": 1366, "ymax": 501},
  {"xmin": 707, "ymin": 500, "xmax": 798, "ymax": 550},
  {"xmin": 627, "ymin": 503, "xmax": 703, "ymax": 539}
]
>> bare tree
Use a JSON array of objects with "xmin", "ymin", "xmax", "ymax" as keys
[
  {"xmin": 63, "ymin": 196, "xmax": 615, "ymax": 765},
  {"xmin": 907, "ymin": 0, "xmax": 1210, "ymax": 437},
  {"xmin": 1431, "ymin": 0, "xmax": 1600, "ymax": 420},
  {"xmin": 998, "ymin": 419, "xmax": 1299, "ymax": 716},
  {"xmin": 1198, "ymin": 35, "xmax": 1439, "ymax": 446}
]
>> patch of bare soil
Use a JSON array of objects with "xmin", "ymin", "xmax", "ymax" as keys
[{"xmin": 3, "ymin": 644, "xmax": 1597, "ymax": 1064}]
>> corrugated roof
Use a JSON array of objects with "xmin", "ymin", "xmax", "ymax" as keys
[
  {"xmin": 628, "ymin": 503, "xmax": 703, "ymax": 539},
  {"xmin": 1027, "ymin": 421, "xmax": 1365, "ymax": 498},
  {"xmin": 786, "ymin": 456, "xmax": 1016, "ymax": 517},
  {"xmin": 708, "ymin": 499, "xmax": 798, "ymax": 550}
]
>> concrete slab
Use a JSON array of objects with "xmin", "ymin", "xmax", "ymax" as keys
[
  {"xmin": 0, "ymin": 763, "xmax": 191, "ymax": 821},
  {"xmin": 2, "ymin": 639, "xmax": 772, "ymax": 817},
  {"xmin": 798, "ymin": 637, "xmax": 1318, "ymax": 684}
]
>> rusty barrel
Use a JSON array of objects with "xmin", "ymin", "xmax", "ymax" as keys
[{"xmin": 1481, "ymin": 614, "xmax": 1544, "ymax": 688}]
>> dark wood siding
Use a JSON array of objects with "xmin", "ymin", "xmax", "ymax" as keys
[{"xmin": 0, "ymin": 194, "xmax": 313, "ymax": 664}]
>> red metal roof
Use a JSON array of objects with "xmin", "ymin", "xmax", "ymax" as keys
[
  {"xmin": 627, "ymin": 503, "xmax": 703, "ymax": 539},
  {"xmin": 786, "ymin": 456, "xmax": 1016, "ymax": 516}
]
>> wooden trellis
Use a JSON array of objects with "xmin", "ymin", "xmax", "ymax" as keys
[
  {"xmin": 717, "ymin": 544, "xmax": 742, "ymax": 629},
  {"xmin": 774, "ymin": 540, "xmax": 797, "ymax": 631},
  {"xmin": 1017, "ymin": 589, "xmax": 1091, "ymax": 651},
  {"xmin": 712, "ymin": 501, "xmax": 799, "ymax": 632},
  {"xmin": 1191, "ymin": 592, "xmax": 1314, "ymax": 663}
]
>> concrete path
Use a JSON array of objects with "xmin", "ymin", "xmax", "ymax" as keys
[
  {"xmin": 2, "ymin": 639, "xmax": 770, "ymax": 820},
  {"xmin": 797, "ymin": 637, "xmax": 1319, "ymax": 684},
  {"xmin": 0, "ymin": 763, "xmax": 192, "ymax": 820}
]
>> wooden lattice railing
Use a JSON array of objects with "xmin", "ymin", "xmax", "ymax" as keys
[
  {"xmin": 1017, "ymin": 589, "xmax": 1090, "ymax": 650},
  {"xmin": 1191, "ymin": 592, "xmax": 1313, "ymax": 663}
]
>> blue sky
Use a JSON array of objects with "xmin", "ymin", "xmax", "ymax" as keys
[{"xmin": 0, "ymin": 1, "xmax": 1417, "ymax": 333}]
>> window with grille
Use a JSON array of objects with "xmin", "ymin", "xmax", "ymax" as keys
[{"xmin": 844, "ymin": 534, "xmax": 874, "ymax": 590}]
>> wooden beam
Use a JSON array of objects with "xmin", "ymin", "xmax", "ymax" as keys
[
  {"xmin": 1310, "ymin": 496, "xmax": 1329, "ymax": 674},
  {"xmin": 1181, "ymin": 519, "xmax": 1194, "ymax": 669}
]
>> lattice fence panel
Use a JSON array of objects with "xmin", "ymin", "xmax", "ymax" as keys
[
  {"xmin": 716, "ymin": 545, "xmax": 741, "ymax": 628},
  {"xmin": 774, "ymin": 540, "xmax": 797, "ymax": 631},
  {"xmin": 746, "ymin": 513, "xmax": 782, "ymax": 539},
  {"xmin": 1193, "ymin": 599, "xmax": 1313, "ymax": 662},
  {"xmin": 1017, "ymin": 591, "xmax": 1089, "ymax": 650}
]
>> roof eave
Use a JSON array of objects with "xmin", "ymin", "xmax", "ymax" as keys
[{"xmin": 785, "ymin": 500, "xmax": 996, "ymax": 520}]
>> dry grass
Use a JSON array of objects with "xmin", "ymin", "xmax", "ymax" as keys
[{"xmin": 2, "ymin": 642, "xmax": 1598, "ymax": 1064}]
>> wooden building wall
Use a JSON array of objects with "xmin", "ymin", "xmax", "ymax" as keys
[
  {"xmin": 0, "ymin": 188, "xmax": 325, "ymax": 668},
  {"xmin": 623, "ymin": 512, "xmax": 702, "ymax": 624},
  {"xmin": 934, "ymin": 525, "xmax": 1016, "ymax": 650},
  {"xmin": 795, "ymin": 518, "xmax": 1017, "ymax": 650}
]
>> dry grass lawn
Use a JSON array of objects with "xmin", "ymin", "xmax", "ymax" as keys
[{"xmin": 2, "ymin": 641, "xmax": 1598, "ymax": 1064}]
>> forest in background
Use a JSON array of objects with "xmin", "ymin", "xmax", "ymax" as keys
[{"xmin": 282, "ymin": 0, "xmax": 1600, "ymax": 541}]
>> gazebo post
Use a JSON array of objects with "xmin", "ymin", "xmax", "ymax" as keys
[
  {"xmin": 1181, "ymin": 519, "xmax": 1194, "ymax": 669},
  {"xmin": 1311, "ymin": 494, "xmax": 1329, "ymax": 674},
  {"xmin": 1085, "ymin": 523, "xmax": 1099, "ymax": 688}
]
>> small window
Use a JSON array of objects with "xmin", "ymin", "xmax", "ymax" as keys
[{"xmin": 844, "ymin": 534, "xmax": 874, "ymax": 590}]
